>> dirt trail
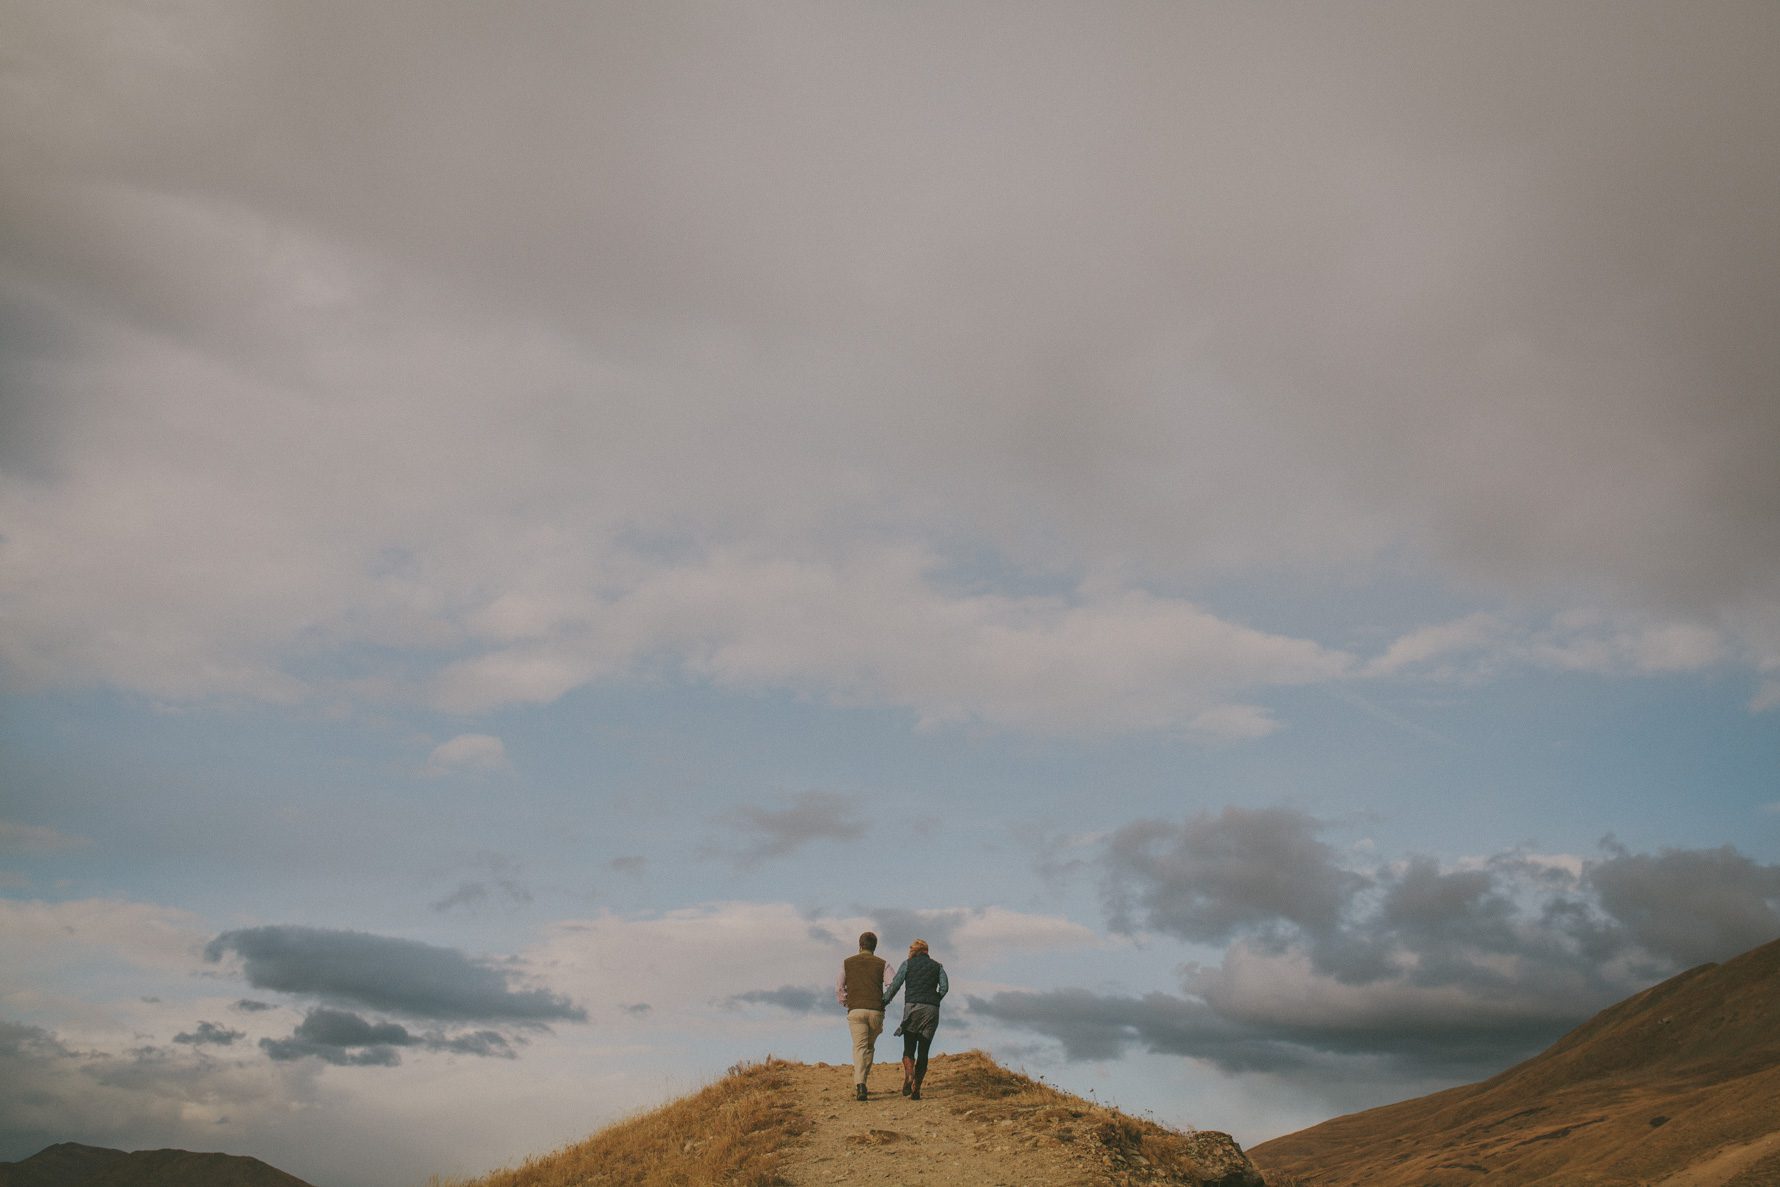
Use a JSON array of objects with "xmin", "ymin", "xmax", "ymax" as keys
[
  {"xmin": 774, "ymin": 1054, "xmax": 1105, "ymax": 1186},
  {"xmin": 769, "ymin": 1051, "xmax": 1264, "ymax": 1186}
]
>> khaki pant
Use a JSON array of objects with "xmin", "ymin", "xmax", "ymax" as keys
[{"xmin": 846, "ymin": 1008, "xmax": 885, "ymax": 1086}]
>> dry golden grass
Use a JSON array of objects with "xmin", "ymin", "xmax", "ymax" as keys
[
  {"xmin": 1251, "ymin": 936, "xmax": 1780, "ymax": 1186},
  {"xmin": 939, "ymin": 1049, "xmax": 1258, "ymax": 1184},
  {"xmin": 429, "ymin": 1058, "xmax": 808, "ymax": 1187}
]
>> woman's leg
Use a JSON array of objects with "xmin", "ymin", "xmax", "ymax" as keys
[
  {"xmin": 901, "ymin": 1032, "xmax": 917, "ymax": 1094},
  {"xmin": 911, "ymin": 1032, "xmax": 933, "ymax": 1098}
]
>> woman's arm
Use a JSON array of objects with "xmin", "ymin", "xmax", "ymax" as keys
[
  {"xmin": 936, "ymin": 967, "xmax": 949, "ymax": 1001},
  {"xmin": 882, "ymin": 960, "xmax": 908, "ymax": 1006}
]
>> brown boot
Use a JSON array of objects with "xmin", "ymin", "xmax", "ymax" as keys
[
  {"xmin": 911, "ymin": 1071, "xmax": 923, "ymax": 1101},
  {"xmin": 901, "ymin": 1057, "xmax": 914, "ymax": 1095}
]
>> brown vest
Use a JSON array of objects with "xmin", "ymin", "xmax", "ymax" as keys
[{"xmin": 843, "ymin": 951, "xmax": 886, "ymax": 1010}]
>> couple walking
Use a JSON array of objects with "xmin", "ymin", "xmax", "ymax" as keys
[{"xmin": 836, "ymin": 931, "xmax": 948, "ymax": 1101}]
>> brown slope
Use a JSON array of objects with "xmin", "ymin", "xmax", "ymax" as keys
[
  {"xmin": 0, "ymin": 1143, "xmax": 314, "ymax": 1187},
  {"xmin": 439, "ymin": 1050, "xmax": 1264, "ymax": 1187},
  {"xmin": 1250, "ymin": 934, "xmax": 1780, "ymax": 1186},
  {"xmin": 0, "ymin": 1144, "xmax": 129, "ymax": 1187}
]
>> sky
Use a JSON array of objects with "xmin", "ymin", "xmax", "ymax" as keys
[{"xmin": 2, "ymin": 2, "xmax": 1778, "ymax": 1184}]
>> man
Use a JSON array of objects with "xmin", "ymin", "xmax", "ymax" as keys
[{"xmin": 836, "ymin": 930, "xmax": 891, "ymax": 1101}]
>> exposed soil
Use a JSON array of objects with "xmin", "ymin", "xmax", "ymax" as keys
[
  {"xmin": 775, "ymin": 1055, "xmax": 1094, "ymax": 1186},
  {"xmin": 773, "ymin": 1051, "xmax": 1262, "ymax": 1187}
]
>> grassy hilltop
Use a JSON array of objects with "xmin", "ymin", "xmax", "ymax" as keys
[{"xmin": 430, "ymin": 1049, "xmax": 1262, "ymax": 1186}]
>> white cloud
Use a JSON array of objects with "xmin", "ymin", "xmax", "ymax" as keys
[
  {"xmin": 1188, "ymin": 703, "xmax": 1281, "ymax": 741},
  {"xmin": 424, "ymin": 734, "xmax": 509, "ymax": 777},
  {"xmin": 0, "ymin": 898, "xmax": 211, "ymax": 981},
  {"xmin": 3, "ymin": 0, "xmax": 1776, "ymax": 734},
  {"xmin": 0, "ymin": 819, "xmax": 91, "ymax": 854},
  {"xmin": 529, "ymin": 901, "xmax": 1098, "ymax": 1020},
  {"xmin": 1367, "ymin": 611, "xmax": 1731, "ymax": 682},
  {"xmin": 426, "ymin": 548, "xmax": 1353, "ymax": 733}
]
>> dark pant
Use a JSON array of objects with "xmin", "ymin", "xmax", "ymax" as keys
[{"xmin": 902, "ymin": 1029, "xmax": 933, "ymax": 1081}]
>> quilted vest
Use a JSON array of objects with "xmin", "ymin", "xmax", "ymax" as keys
[
  {"xmin": 904, "ymin": 952, "xmax": 945, "ymax": 1006},
  {"xmin": 843, "ymin": 951, "xmax": 886, "ymax": 1010}
]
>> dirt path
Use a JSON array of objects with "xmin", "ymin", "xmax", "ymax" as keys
[{"xmin": 774, "ymin": 1055, "xmax": 1101, "ymax": 1186}]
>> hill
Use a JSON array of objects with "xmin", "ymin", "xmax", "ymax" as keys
[
  {"xmin": 1250, "ymin": 935, "xmax": 1780, "ymax": 1186},
  {"xmin": 435, "ymin": 1049, "xmax": 1264, "ymax": 1186},
  {"xmin": 0, "ymin": 1142, "xmax": 315, "ymax": 1187}
]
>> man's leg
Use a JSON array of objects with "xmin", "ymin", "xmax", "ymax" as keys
[{"xmin": 847, "ymin": 1009, "xmax": 883, "ymax": 1098}]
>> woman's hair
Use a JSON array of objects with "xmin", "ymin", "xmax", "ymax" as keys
[{"xmin": 909, "ymin": 938, "xmax": 929, "ymax": 956}]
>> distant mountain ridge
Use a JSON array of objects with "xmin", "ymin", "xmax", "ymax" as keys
[
  {"xmin": 0, "ymin": 1142, "xmax": 315, "ymax": 1187},
  {"xmin": 1251, "ymin": 934, "xmax": 1780, "ymax": 1185}
]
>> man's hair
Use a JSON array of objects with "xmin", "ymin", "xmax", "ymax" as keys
[{"xmin": 859, "ymin": 931, "xmax": 878, "ymax": 952}]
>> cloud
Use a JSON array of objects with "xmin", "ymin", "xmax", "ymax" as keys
[
  {"xmin": 727, "ymin": 986, "xmax": 825, "ymax": 1014},
  {"xmin": 204, "ymin": 925, "xmax": 585, "ymax": 1023},
  {"xmin": 980, "ymin": 811, "xmax": 1780, "ymax": 1079},
  {"xmin": 6, "ymin": 5, "xmax": 1773, "ymax": 733},
  {"xmin": 969, "ymin": 950, "xmax": 1587, "ymax": 1079},
  {"xmin": 1368, "ymin": 612, "xmax": 1732, "ymax": 681},
  {"xmin": 718, "ymin": 790, "xmax": 867, "ymax": 866},
  {"xmin": 234, "ymin": 999, "xmax": 275, "ymax": 1012},
  {"xmin": 259, "ymin": 1008, "xmax": 514, "ymax": 1067},
  {"xmin": 1587, "ymin": 842, "xmax": 1780, "ymax": 968},
  {"xmin": 858, "ymin": 906, "xmax": 1101, "ymax": 964},
  {"xmin": 0, "ymin": 1017, "xmax": 301, "ymax": 1168},
  {"xmin": 1103, "ymin": 807, "xmax": 1370, "ymax": 942},
  {"xmin": 173, "ymin": 1021, "xmax": 244, "ymax": 1047},
  {"xmin": 425, "ymin": 733, "xmax": 509, "ymax": 776},
  {"xmin": 0, "ymin": 818, "xmax": 90, "ymax": 854},
  {"xmin": 431, "ymin": 879, "xmax": 533, "ymax": 913},
  {"xmin": 531, "ymin": 900, "xmax": 1090, "ymax": 1023},
  {"xmin": 0, "ymin": 898, "xmax": 209, "ymax": 977}
]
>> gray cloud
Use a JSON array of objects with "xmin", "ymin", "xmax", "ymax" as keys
[
  {"xmin": 0, "ymin": 818, "xmax": 90, "ymax": 855},
  {"xmin": 968, "ymin": 983, "xmax": 1576, "ymax": 1080},
  {"xmin": 1588, "ymin": 841, "xmax": 1780, "ymax": 968},
  {"xmin": 205, "ymin": 925, "xmax": 585, "ymax": 1023},
  {"xmin": 233, "ymin": 999, "xmax": 274, "ymax": 1012},
  {"xmin": 1, "ymin": 3, "xmax": 1773, "ymax": 726},
  {"xmin": 858, "ymin": 908, "xmax": 962, "ymax": 956},
  {"xmin": 983, "ymin": 810, "xmax": 1780, "ymax": 1079},
  {"xmin": 726, "ymin": 986, "xmax": 824, "ymax": 1014},
  {"xmin": 717, "ymin": 791, "xmax": 867, "ymax": 866},
  {"xmin": 0, "ymin": 1017, "xmax": 295, "ymax": 1167},
  {"xmin": 173, "ymin": 1021, "xmax": 244, "ymax": 1047},
  {"xmin": 430, "ymin": 878, "xmax": 534, "ymax": 913},
  {"xmin": 259, "ymin": 1008, "xmax": 516, "ymax": 1067},
  {"xmin": 1104, "ymin": 807, "xmax": 1369, "ymax": 942}
]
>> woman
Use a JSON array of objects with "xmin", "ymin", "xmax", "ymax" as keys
[{"xmin": 880, "ymin": 937, "xmax": 948, "ymax": 1100}]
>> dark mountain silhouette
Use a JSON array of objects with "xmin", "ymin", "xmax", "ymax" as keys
[
  {"xmin": 0, "ymin": 1142, "xmax": 315, "ymax": 1187},
  {"xmin": 1251, "ymin": 934, "xmax": 1780, "ymax": 1185}
]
